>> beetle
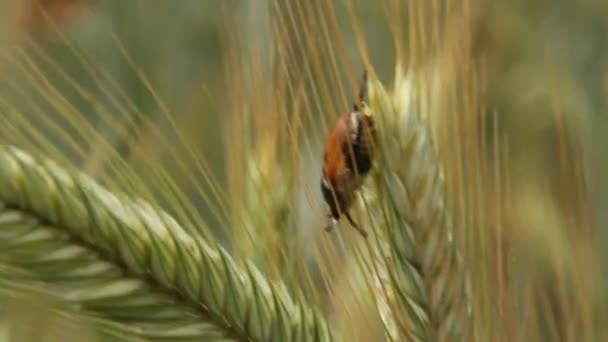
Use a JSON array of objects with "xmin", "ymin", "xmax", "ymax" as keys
[{"xmin": 321, "ymin": 70, "xmax": 376, "ymax": 238}]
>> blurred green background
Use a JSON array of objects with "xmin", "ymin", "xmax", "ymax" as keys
[{"xmin": 0, "ymin": 0, "xmax": 607, "ymax": 341}]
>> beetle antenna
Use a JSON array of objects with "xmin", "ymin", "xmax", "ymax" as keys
[{"xmin": 353, "ymin": 69, "xmax": 368, "ymax": 111}]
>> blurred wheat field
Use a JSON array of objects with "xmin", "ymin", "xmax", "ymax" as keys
[{"xmin": 0, "ymin": 0, "xmax": 607, "ymax": 341}]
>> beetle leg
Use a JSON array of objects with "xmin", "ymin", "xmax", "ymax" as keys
[
  {"xmin": 344, "ymin": 211, "xmax": 368, "ymax": 238},
  {"xmin": 324, "ymin": 215, "xmax": 336, "ymax": 232}
]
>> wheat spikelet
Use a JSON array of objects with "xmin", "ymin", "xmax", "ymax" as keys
[
  {"xmin": 364, "ymin": 66, "xmax": 470, "ymax": 341},
  {"xmin": 0, "ymin": 144, "xmax": 334, "ymax": 341}
]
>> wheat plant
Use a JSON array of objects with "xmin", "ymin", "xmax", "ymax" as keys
[{"xmin": 0, "ymin": 0, "xmax": 606, "ymax": 341}]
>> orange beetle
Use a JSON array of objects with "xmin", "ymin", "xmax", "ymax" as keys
[{"xmin": 321, "ymin": 71, "xmax": 376, "ymax": 237}]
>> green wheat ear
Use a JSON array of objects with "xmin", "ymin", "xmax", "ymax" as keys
[
  {"xmin": 0, "ymin": 144, "xmax": 334, "ymax": 341},
  {"xmin": 365, "ymin": 65, "xmax": 471, "ymax": 341},
  {"xmin": 0, "ymin": 264, "xmax": 140, "ymax": 341}
]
